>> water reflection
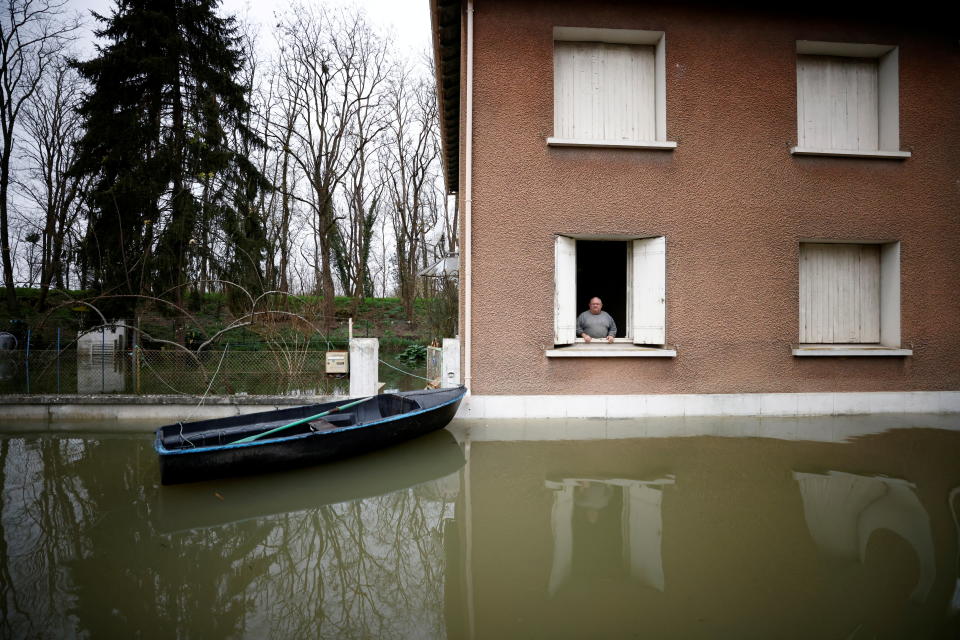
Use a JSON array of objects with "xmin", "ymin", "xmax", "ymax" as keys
[
  {"xmin": 951, "ymin": 487, "xmax": 960, "ymax": 615},
  {"xmin": 0, "ymin": 430, "xmax": 463, "ymax": 638},
  {"xmin": 1, "ymin": 420, "xmax": 959, "ymax": 638},
  {"xmin": 158, "ymin": 430, "xmax": 463, "ymax": 533},
  {"xmin": 76, "ymin": 352, "xmax": 127, "ymax": 394},
  {"xmin": 794, "ymin": 470, "xmax": 935, "ymax": 602},
  {"xmin": 546, "ymin": 476, "xmax": 674, "ymax": 595}
]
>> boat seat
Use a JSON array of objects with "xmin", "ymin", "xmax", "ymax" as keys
[
  {"xmin": 308, "ymin": 418, "xmax": 345, "ymax": 433},
  {"xmin": 322, "ymin": 413, "xmax": 355, "ymax": 425},
  {"xmin": 375, "ymin": 394, "xmax": 420, "ymax": 417}
]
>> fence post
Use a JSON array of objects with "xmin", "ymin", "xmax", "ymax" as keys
[
  {"xmin": 56, "ymin": 327, "xmax": 61, "ymax": 394},
  {"xmin": 133, "ymin": 333, "xmax": 140, "ymax": 395},
  {"xmin": 100, "ymin": 327, "xmax": 105, "ymax": 393},
  {"xmin": 25, "ymin": 328, "xmax": 31, "ymax": 394},
  {"xmin": 349, "ymin": 338, "xmax": 379, "ymax": 397},
  {"xmin": 135, "ymin": 315, "xmax": 141, "ymax": 394}
]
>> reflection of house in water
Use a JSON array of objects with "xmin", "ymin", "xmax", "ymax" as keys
[
  {"xmin": 545, "ymin": 476, "xmax": 675, "ymax": 595},
  {"xmin": 951, "ymin": 487, "xmax": 960, "ymax": 614},
  {"xmin": 77, "ymin": 324, "xmax": 127, "ymax": 393},
  {"xmin": 794, "ymin": 470, "xmax": 935, "ymax": 602}
]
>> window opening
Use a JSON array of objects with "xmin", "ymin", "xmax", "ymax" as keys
[{"xmin": 576, "ymin": 240, "xmax": 626, "ymax": 338}]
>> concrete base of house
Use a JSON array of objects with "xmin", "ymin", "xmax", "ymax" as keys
[
  {"xmin": 456, "ymin": 390, "xmax": 960, "ymax": 419},
  {"xmin": 3, "ymin": 390, "xmax": 958, "ymax": 433}
]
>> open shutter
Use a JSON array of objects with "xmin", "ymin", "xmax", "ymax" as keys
[
  {"xmin": 631, "ymin": 236, "xmax": 666, "ymax": 345},
  {"xmin": 554, "ymin": 236, "xmax": 577, "ymax": 344}
]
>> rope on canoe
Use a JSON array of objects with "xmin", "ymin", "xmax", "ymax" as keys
[{"xmin": 378, "ymin": 358, "xmax": 436, "ymax": 383}]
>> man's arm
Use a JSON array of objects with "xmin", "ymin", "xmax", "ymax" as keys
[
  {"xmin": 606, "ymin": 314, "xmax": 617, "ymax": 342},
  {"xmin": 576, "ymin": 312, "xmax": 594, "ymax": 342}
]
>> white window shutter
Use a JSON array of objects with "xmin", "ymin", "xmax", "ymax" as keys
[
  {"xmin": 554, "ymin": 236, "xmax": 577, "ymax": 344},
  {"xmin": 799, "ymin": 243, "xmax": 880, "ymax": 343},
  {"xmin": 797, "ymin": 55, "xmax": 879, "ymax": 151},
  {"xmin": 554, "ymin": 41, "xmax": 656, "ymax": 142},
  {"xmin": 631, "ymin": 237, "xmax": 666, "ymax": 345}
]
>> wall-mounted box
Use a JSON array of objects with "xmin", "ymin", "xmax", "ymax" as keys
[{"xmin": 325, "ymin": 351, "xmax": 349, "ymax": 374}]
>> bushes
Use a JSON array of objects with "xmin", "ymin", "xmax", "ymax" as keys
[{"xmin": 397, "ymin": 343, "xmax": 427, "ymax": 365}]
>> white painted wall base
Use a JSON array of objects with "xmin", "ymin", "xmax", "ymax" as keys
[
  {"xmin": 442, "ymin": 338, "xmax": 461, "ymax": 388},
  {"xmin": 456, "ymin": 391, "xmax": 960, "ymax": 419}
]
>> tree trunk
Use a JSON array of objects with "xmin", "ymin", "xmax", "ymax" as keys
[{"xmin": 0, "ymin": 151, "xmax": 19, "ymax": 313}]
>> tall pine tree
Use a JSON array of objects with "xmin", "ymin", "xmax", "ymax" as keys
[{"xmin": 71, "ymin": 0, "xmax": 265, "ymax": 313}]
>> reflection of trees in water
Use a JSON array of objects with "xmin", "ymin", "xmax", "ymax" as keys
[
  {"xmin": 0, "ymin": 435, "xmax": 453, "ymax": 638},
  {"xmin": 250, "ymin": 489, "xmax": 451, "ymax": 638},
  {"xmin": 0, "ymin": 437, "xmax": 100, "ymax": 638}
]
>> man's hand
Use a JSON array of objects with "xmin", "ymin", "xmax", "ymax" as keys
[
  {"xmin": 606, "ymin": 335, "xmax": 614, "ymax": 343},
  {"xmin": 581, "ymin": 333, "xmax": 592, "ymax": 343}
]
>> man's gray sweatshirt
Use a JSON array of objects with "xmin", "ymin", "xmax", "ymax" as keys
[{"xmin": 576, "ymin": 311, "xmax": 617, "ymax": 338}]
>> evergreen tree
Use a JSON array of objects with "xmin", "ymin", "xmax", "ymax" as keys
[{"xmin": 71, "ymin": 0, "xmax": 265, "ymax": 313}]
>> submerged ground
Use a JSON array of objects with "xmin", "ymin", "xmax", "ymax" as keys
[{"xmin": 1, "ymin": 415, "xmax": 959, "ymax": 638}]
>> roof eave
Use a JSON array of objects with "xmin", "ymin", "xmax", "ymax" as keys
[{"xmin": 430, "ymin": 0, "xmax": 461, "ymax": 194}]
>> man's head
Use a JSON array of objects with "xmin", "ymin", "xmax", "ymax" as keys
[{"xmin": 589, "ymin": 297, "xmax": 603, "ymax": 314}]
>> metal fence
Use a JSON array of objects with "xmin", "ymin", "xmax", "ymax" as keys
[
  {"xmin": 0, "ymin": 345, "xmax": 431, "ymax": 397},
  {"xmin": 0, "ymin": 314, "xmax": 437, "ymax": 396},
  {"xmin": 0, "ymin": 347, "xmax": 352, "ymax": 396}
]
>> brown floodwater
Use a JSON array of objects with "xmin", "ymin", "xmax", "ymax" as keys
[{"xmin": 1, "ymin": 415, "xmax": 959, "ymax": 639}]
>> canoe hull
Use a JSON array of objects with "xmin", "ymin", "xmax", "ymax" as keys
[
  {"xmin": 155, "ymin": 387, "xmax": 466, "ymax": 484},
  {"xmin": 157, "ymin": 430, "xmax": 466, "ymax": 533}
]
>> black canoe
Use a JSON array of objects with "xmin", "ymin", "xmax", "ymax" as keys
[{"xmin": 155, "ymin": 386, "xmax": 467, "ymax": 484}]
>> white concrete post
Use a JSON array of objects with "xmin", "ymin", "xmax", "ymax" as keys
[
  {"xmin": 442, "ymin": 338, "xmax": 461, "ymax": 388},
  {"xmin": 349, "ymin": 338, "xmax": 379, "ymax": 397}
]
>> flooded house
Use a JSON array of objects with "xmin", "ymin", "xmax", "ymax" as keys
[{"xmin": 430, "ymin": 0, "xmax": 960, "ymax": 418}]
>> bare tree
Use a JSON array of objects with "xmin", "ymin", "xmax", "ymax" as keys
[
  {"xmin": 275, "ymin": 5, "xmax": 388, "ymax": 326},
  {"xmin": 333, "ymin": 31, "xmax": 390, "ymax": 307},
  {"xmin": 18, "ymin": 57, "xmax": 85, "ymax": 309},
  {"xmin": 381, "ymin": 62, "xmax": 441, "ymax": 321},
  {"xmin": 0, "ymin": 0, "xmax": 78, "ymax": 312},
  {"xmin": 336, "ymin": 139, "xmax": 383, "ymax": 304},
  {"xmin": 264, "ymin": 29, "xmax": 308, "ymax": 296}
]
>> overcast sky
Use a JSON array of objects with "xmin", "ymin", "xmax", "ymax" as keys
[{"xmin": 71, "ymin": 0, "xmax": 433, "ymax": 58}]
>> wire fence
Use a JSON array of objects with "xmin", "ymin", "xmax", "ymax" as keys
[
  {"xmin": 0, "ymin": 339, "xmax": 430, "ymax": 396},
  {"xmin": 0, "ymin": 348, "xmax": 348, "ymax": 396}
]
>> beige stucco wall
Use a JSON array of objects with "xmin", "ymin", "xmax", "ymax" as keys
[{"xmin": 459, "ymin": 1, "xmax": 960, "ymax": 395}]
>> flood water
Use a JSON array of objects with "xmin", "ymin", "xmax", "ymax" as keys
[{"xmin": 1, "ymin": 416, "xmax": 959, "ymax": 639}]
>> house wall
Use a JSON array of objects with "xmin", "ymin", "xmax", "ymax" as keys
[{"xmin": 461, "ymin": 0, "xmax": 960, "ymax": 396}]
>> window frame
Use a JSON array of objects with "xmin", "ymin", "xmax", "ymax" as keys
[
  {"xmin": 547, "ymin": 27, "xmax": 676, "ymax": 151},
  {"xmin": 550, "ymin": 235, "xmax": 675, "ymax": 358},
  {"xmin": 791, "ymin": 41, "xmax": 910, "ymax": 160}
]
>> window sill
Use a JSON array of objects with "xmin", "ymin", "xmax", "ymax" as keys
[
  {"xmin": 547, "ymin": 137, "xmax": 677, "ymax": 151},
  {"xmin": 790, "ymin": 147, "xmax": 911, "ymax": 160},
  {"xmin": 792, "ymin": 344, "xmax": 913, "ymax": 357},
  {"xmin": 547, "ymin": 343, "xmax": 677, "ymax": 358}
]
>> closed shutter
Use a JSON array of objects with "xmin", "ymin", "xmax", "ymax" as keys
[
  {"xmin": 797, "ymin": 55, "xmax": 879, "ymax": 151},
  {"xmin": 630, "ymin": 237, "xmax": 666, "ymax": 345},
  {"xmin": 799, "ymin": 243, "xmax": 881, "ymax": 343},
  {"xmin": 554, "ymin": 41, "xmax": 656, "ymax": 142},
  {"xmin": 554, "ymin": 236, "xmax": 577, "ymax": 344}
]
